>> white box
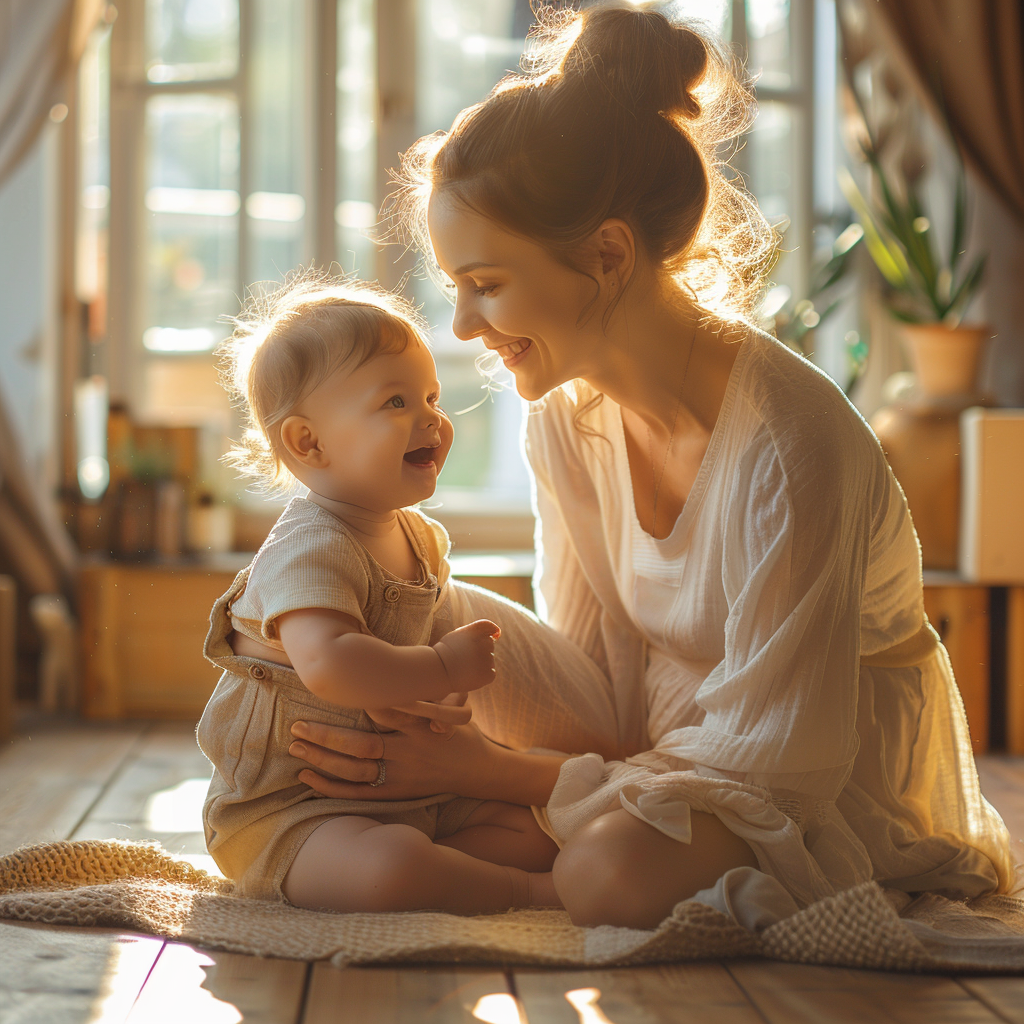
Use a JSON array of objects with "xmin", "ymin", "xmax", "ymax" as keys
[{"xmin": 959, "ymin": 408, "xmax": 1024, "ymax": 583}]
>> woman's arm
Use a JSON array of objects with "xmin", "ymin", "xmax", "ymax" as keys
[{"xmin": 289, "ymin": 711, "xmax": 570, "ymax": 805}]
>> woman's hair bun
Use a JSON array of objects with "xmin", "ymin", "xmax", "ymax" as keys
[
  {"xmin": 393, "ymin": 0, "xmax": 776, "ymax": 330},
  {"xmin": 555, "ymin": 2, "xmax": 708, "ymax": 120}
]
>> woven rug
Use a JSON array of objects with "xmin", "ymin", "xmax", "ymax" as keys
[{"xmin": 2, "ymin": 840, "xmax": 1024, "ymax": 973}]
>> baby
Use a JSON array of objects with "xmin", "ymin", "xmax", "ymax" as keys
[{"xmin": 197, "ymin": 274, "xmax": 559, "ymax": 913}]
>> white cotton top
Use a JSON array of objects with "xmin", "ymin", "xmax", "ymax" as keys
[{"xmin": 525, "ymin": 327, "xmax": 1015, "ymax": 908}]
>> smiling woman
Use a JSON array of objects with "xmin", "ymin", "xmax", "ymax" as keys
[
  {"xmin": 427, "ymin": 195, "xmax": 613, "ymax": 402},
  {"xmin": 287, "ymin": 0, "xmax": 1018, "ymax": 933}
]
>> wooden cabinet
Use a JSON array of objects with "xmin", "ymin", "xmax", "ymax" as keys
[
  {"xmin": 79, "ymin": 559, "xmax": 242, "ymax": 720},
  {"xmin": 78, "ymin": 556, "xmax": 536, "ymax": 721},
  {"xmin": 1007, "ymin": 587, "xmax": 1024, "ymax": 755},
  {"xmin": 922, "ymin": 576, "xmax": 990, "ymax": 753}
]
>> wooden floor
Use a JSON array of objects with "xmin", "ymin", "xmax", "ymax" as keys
[{"xmin": 2, "ymin": 720, "xmax": 1024, "ymax": 1023}]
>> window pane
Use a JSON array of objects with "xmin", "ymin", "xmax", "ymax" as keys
[
  {"xmin": 77, "ymin": 26, "xmax": 110, "ymax": 313},
  {"xmin": 248, "ymin": 0, "xmax": 308, "ymax": 283},
  {"xmin": 667, "ymin": 0, "xmax": 730, "ymax": 37},
  {"xmin": 747, "ymin": 100, "xmax": 801, "ymax": 295},
  {"xmin": 336, "ymin": 0, "xmax": 377, "ymax": 277},
  {"xmin": 747, "ymin": 0, "xmax": 791, "ymax": 89},
  {"xmin": 145, "ymin": 0, "xmax": 239, "ymax": 82},
  {"xmin": 143, "ymin": 94, "xmax": 239, "ymax": 353},
  {"xmin": 416, "ymin": 0, "xmax": 532, "ymax": 502}
]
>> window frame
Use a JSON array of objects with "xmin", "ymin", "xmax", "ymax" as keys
[{"xmin": 96, "ymin": 0, "xmax": 841, "ymax": 551}]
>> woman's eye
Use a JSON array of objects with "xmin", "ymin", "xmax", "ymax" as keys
[
  {"xmin": 474, "ymin": 284, "xmax": 498, "ymax": 297},
  {"xmin": 387, "ymin": 395, "xmax": 405, "ymax": 409},
  {"xmin": 428, "ymin": 391, "xmax": 441, "ymax": 406}
]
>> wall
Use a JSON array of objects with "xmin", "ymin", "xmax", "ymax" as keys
[
  {"xmin": 0, "ymin": 128, "xmax": 59, "ymax": 486},
  {"xmin": 972, "ymin": 178, "xmax": 1024, "ymax": 407}
]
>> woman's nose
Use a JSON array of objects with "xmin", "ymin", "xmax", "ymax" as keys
[{"xmin": 452, "ymin": 294, "xmax": 487, "ymax": 342}]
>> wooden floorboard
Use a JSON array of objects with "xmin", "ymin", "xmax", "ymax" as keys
[
  {"xmin": 3, "ymin": 723, "xmax": 1024, "ymax": 1023},
  {"xmin": 71, "ymin": 720, "xmax": 219, "ymax": 875},
  {"xmin": 726, "ymin": 961, "xmax": 1009, "ymax": 1023},
  {"xmin": 124, "ymin": 941, "xmax": 308, "ymax": 1024},
  {"xmin": 304, "ymin": 965, "xmax": 511, "ymax": 1023},
  {"xmin": 514, "ymin": 963, "xmax": 766, "ymax": 1022},
  {"xmin": 958, "ymin": 977, "xmax": 1024, "ymax": 1024},
  {"xmin": 0, "ymin": 921, "xmax": 164, "ymax": 1024},
  {"xmin": 0, "ymin": 718, "xmax": 147, "ymax": 856}
]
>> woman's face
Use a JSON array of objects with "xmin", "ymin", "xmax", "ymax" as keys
[{"xmin": 427, "ymin": 193, "xmax": 603, "ymax": 401}]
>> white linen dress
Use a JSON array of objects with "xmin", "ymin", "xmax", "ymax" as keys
[{"xmin": 514, "ymin": 327, "xmax": 1014, "ymax": 910}]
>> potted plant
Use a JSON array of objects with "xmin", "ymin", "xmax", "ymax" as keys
[
  {"xmin": 836, "ymin": 12, "xmax": 990, "ymax": 400},
  {"xmin": 836, "ymin": 19, "xmax": 990, "ymax": 569}
]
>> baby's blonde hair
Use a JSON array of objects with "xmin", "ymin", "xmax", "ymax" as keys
[{"xmin": 221, "ymin": 270, "xmax": 428, "ymax": 493}]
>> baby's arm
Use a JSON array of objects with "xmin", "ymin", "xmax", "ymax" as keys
[{"xmin": 276, "ymin": 608, "xmax": 499, "ymax": 709}]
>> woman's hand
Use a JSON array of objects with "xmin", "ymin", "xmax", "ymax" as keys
[
  {"xmin": 289, "ymin": 706, "xmax": 499, "ymax": 801},
  {"xmin": 388, "ymin": 694, "xmax": 470, "ymax": 736}
]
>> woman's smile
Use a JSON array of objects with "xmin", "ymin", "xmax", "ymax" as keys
[{"xmin": 491, "ymin": 338, "xmax": 533, "ymax": 366}]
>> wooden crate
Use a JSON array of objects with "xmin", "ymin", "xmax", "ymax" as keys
[{"xmin": 922, "ymin": 576, "xmax": 990, "ymax": 753}]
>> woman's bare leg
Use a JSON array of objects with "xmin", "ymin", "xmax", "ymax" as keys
[
  {"xmin": 552, "ymin": 808, "xmax": 759, "ymax": 929},
  {"xmin": 445, "ymin": 582, "xmax": 636, "ymax": 759},
  {"xmin": 282, "ymin": 815, "xmax": 553, "ymax": 914}
]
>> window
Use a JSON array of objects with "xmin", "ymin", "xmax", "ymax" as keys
[{"xmin": 82, "ymin": 0, "xmax": 843, "ymax": 545}]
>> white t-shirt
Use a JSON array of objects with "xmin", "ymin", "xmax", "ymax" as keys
[{"xmin": 524, "ymin": 327, "xmax": 1013, "ymax": 907}]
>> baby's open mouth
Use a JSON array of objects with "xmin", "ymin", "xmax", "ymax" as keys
[{"xmin": 404, "ymin": 446, "xmax": 437, "ymax": 465}]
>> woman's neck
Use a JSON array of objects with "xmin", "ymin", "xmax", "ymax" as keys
[{"xmin": 581, "ymin": 285, "xmax": 741, "ymax": 440}]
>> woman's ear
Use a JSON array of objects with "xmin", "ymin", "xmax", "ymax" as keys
[
  {"xmin": 279, "ymin": 415, "xmax": 327, "ymax": 467},
  {"xmin": 596, "ymin": 220, "xmax": 637, "ymax": 288}
]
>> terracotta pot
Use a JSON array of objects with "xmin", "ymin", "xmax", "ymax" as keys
[
  {"xmin": 869, "ymin": 324, "xmax": 992, "ymax": 571},
  {"xmin": 901, "ymin": 322, "xmax": 991, "ymax": 398}
]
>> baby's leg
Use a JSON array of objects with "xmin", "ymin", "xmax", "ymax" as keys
[
  {"xmin": 435, "ymin": 801, "xmax": 557, "ymax": 871},
  {"xmin": 435, "ymin": 801, "xmax": 561, "ymax": 908},
  {"xmin": 282, "ymin": 815, "xmax": 551, "ymax": 915}
]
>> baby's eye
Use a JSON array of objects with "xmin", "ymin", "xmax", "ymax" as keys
[{"xmin": 386, "ymin": 395, "xmax": 405, "ymax": 409}]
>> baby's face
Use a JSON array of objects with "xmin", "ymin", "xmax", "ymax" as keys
[{"xmin": 298, "ymin": 337, "xmax": 454, "ymax": 511}]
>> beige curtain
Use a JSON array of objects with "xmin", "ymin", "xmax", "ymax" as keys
[
  {"xmin": 0, "ymin": 0, "xmax": 103, "ymax": 187},
  {"xmin": 874, "ymin": 0, "xmax": 1024, "ymax": 222}
]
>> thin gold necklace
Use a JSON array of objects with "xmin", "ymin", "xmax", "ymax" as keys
[{"xmin": 646, "ymin": 326, "xmax": 697, "ymax": 538}]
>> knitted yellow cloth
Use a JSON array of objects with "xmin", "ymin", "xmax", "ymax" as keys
[{"xmin": 2, "ymin": 839, "xmax": 1023, "ymax": 972}]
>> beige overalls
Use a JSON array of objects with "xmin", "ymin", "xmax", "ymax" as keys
[{"xmin": 197, "ymin": 498, "xmax": 482, "ymax": 901}]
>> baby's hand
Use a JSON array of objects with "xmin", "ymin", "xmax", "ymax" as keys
[{"xmin": 433, "ymin": 619, "xmax": 500, "ymax": 693}]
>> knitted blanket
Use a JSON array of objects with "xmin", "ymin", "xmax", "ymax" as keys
[{"xmin": 2, "ymin": 840, "xmax": 1024, "ymax": 972}]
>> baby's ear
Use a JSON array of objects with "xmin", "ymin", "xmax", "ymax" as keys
[{"xmin": 280, "ymin": 414, "xmax": 327, "ymax": 467}]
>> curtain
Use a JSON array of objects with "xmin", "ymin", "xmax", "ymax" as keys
[
  {"xmin": 873, "ymin": 0, "xmax": 1024, "ymax": 222},
  {"xmin": 0, "ymin": 0, "xmax": 103, "ymax": 187}
]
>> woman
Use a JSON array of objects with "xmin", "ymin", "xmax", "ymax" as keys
[{"xmin": 285, "ymin": 2, "xmax": 1014, "ymax": 928}]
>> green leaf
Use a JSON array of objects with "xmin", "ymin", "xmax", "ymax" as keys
[
  {"xmin": 871, "ymin": 162, "xmax": 939, "ymax": 299},
  {"xmin": 889, "ymin": 306, "xmax": 928, "ymax": 324},
  {"xmin": 943, "ymin": 254, "xmax": 987, "ymax": 324},
  {"xmin": 838, "ymin": 168, "xmax": 912, "ymax": 289},
  {"xmin": 950, "ymin": 161, "xmax": 967, "ymax": 276}
]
